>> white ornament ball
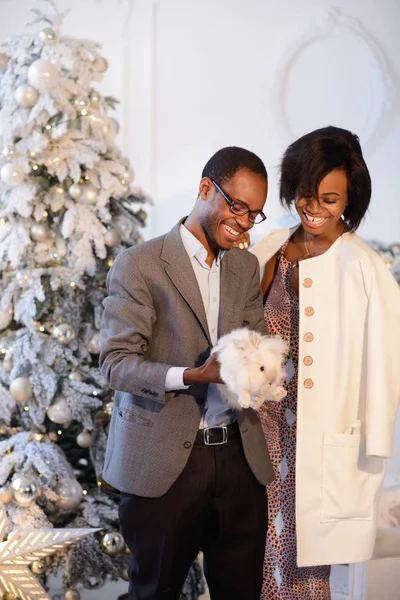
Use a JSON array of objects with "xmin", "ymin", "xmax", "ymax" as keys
[
  {"xmin": 104, "ymin": 228, "xmax": 122, "ymax": 247},
  {"xmin": 102, "ymin": 531, "xmax": 125, "ymax": 555},
  {"xmin": 0, "ymin": 53, "xmax": 8, "ymax": 71},
  {"xmin": 1, "ymin": 163, "xmax": 25, "ymax": 187},
  {"xmin": 52, "ymin": 323, "xmax": 76, "ymax": 345},
  {"xmin": 87, "ymin": 331, "xmax": 101, "ymax": 354},
  {"xmin": 93, "ymin": 56, "xmax": 108, "ymax": 73},
  {"xmin": 68, "ymin": 183, "xmax": 83, "ymax": 201},
  {"xmin": 39, "ymin": 28, "xmax": 56, "ymax": 45},
  {"xmin": 28, "ymin": 59, "xmax": 59, "ymax": 91},
  {"xmin": 65, "ymin": 590, "xmax": 80, "ymax": 600},
  {"xmin": 2, "ymin": 357, "xmax": 13, "ymax": 373},
  {"xmin": 55, "ymin": 478, "xmax": 83, "ymax": 510},
  {"xmin": 15, "ymin": 83, "xmax": 39, "ymax": 108},
  {"xmin": 10, "ymin": 376, "xmax": 32, "ymax": 402},
  {"xmin": 79, "ymin": 182, "xmax": 98, "ymax": 205},
  {"xmin": 47, "ymin": 397, "xmax": 72, "ymax": 424},
  {"xmin": 30, "ymin": 223, "xmax": 49, "ymax": 243},
  {"xmin": 76, "ymin": 430, "xmax": 92, "ymax": 448},
  {"xmin": 0, "ymin": 308, "xmax": 12, "ymax": 330},
  {"xmin": 11, "ymin": 474, "xmax": 40, "ymax": 506}
]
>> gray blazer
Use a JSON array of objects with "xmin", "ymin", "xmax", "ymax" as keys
[{"xmin": 99, "ymin": 221, "xmax": 274, "ymax": 497}]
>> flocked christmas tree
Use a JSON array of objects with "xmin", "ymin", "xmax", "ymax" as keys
[{"xmin": 0, "ymin": 2, "xmax": 207, "ymax": 599}]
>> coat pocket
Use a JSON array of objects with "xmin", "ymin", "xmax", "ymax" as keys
[
  {"xmin": 321, "ymin": 429, "xmax": 372, "ymax": 522},
  {"xmin": 117, "ymin": 406, "xmax": 153, "ymax": 427}
]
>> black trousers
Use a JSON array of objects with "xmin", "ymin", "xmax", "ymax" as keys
[{"xmin": 119, "ymin": 425, "xmax": 268, "ymax": 600}]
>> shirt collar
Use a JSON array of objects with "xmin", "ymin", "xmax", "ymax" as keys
[{"xmin": 180, "ymin": 223, "xmax": 224, "ymax": 266}]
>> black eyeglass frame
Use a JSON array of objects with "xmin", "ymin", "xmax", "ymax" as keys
[{"xmin": 210, "ymin": 178, "xmax": 267, "ymax": 224}]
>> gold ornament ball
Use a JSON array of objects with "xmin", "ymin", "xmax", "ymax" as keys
[
  {"xmin": 3, "ymin": 592, "xmax": 17, "ymax": 600},
  {"xmin": 10, "ymin": 376, "xmax": 32, "ymax": 402},
  {"xmin": 102, "ymin": 531, "xmax": 125, "ymax": 555},
  {"xmin": 64, "ymin": 591, "xmax": 80, "ymax": 600},
  {"xmin": 39, "ymin": 28, "xmax": 56, "ymax": 45},
  {"xmin": 30, "ymin": 223, "xmax": 49, "ymax": 243},
  {"xmin": 79, "ymin": 182, "xmax": 98, "ymax": 205},
  {"xmin": 0, "ymin": 53, "xmax": 8, "ymax": 71},
  {"xmin": 120, "ymin": 566, "xmax": 129, "ymax": 581},
  {"xmin": 0, "ymin": 487, "xmax": 13, "ymax": 504},
  {"xmin": 104, "ymin": 401, "xmax": 114, "ymax": 416},
  {"xmin": 104, "ymin": 228, "xmax": 122, "ymax": 247},
  {"xmin": 93, "ymin": 56, "xmax": 108, "ymax": 73},
  {"xmin": 11, "ymin": 473, "xmax": 40, "ymax": 506},
  {"xmin": 68, "ymin": 182, "xmax": 83, "ymax": 201},
  {"xmin": 30, "ymin": 559, "xmax": 46, "ymax": 575},
  {"xmin": 52, "ymin": 323, "xmax": 76, "ymax": 345},
  {"xmin": 76, "ymin": 430, "xmax": 92, "ymax": 448},
  {"xmin": 68, "ymin": 370, "xmax": 83, "ymax": 382},
  {"xmin": 15, "ymin": 83, "xmax": 39, "ymax": 108}
]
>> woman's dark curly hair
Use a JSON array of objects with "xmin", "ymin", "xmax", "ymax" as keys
[{"xmin": 279, "ymin": 126, "xmax": 371, "ymax": 230}]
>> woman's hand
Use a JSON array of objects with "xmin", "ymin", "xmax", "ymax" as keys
[{"xmin": 233, "ymin": 231, "xmax": 250, "ymax": 249}]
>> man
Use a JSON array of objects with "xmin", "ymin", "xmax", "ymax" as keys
[{"xmin": 100, "ymin": 147, "xmax": 274, "ymax": 600}]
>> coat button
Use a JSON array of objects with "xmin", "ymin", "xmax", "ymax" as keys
[
  {"xmin": 304, "ymin": 332, "xmax": 314, "ymax": 342},
  {"xmin": 183, "ymin": 441, "xmax": 192, "ymax": 449},
  {"xmin": 304, "ymin": 378, "xmax": 314, "ymax": 389},
  {"xmin": 303, "ymin": 355, "xmax": 313, "ymax": 366},
  {"xmin": 303, "ymin": 278, "xmax": 313, "ymax": 288},
  {"xmin": 305, "ymin": 307, "xmax": 314, "ymax": 317}
]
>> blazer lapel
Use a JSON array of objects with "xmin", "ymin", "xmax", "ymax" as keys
[
  {"xmin": 161, "ymin": 221, "xmax": 211, "ymax": 344},
  {"xmin": 219, "ymin": 252, "xmax": 240, "ymax": 337}
]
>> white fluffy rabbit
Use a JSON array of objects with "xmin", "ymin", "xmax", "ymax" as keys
[{"xmin": 211, "ymin": 328, "xmax": 287, "ymax": 410}]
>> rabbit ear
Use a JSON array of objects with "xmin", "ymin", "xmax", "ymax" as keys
[{"xmin": 248, "ymin": 330, "xmax": 261, "ymax": 349}]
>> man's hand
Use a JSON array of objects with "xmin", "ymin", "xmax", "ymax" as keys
[{"xmin": 183, "ymin": 353, "xmax": 224, "ymax": 385}]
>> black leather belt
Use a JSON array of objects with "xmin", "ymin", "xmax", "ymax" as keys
[{"xmin": 195, "ymin": 421, "xmax": 240, "ymax": 445}]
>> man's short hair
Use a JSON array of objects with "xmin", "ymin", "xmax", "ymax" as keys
[{"xmin": 202, "ymin": 146, "xmax": 268, "ymax": 184}]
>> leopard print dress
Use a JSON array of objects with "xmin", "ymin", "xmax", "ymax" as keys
[{"xmin": 258, "ymin": 242, "xmax": 331, "ymax": 600}]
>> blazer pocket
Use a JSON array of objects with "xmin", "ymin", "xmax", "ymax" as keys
[
  {"xmin": 321, "ymin": 430, "xmax": 372, "ymax": 522},
  {"xmin": 117, "ymin": 406, "xmax": 153, "ymax": 427}
]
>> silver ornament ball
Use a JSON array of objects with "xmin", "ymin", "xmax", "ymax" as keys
[
  {"xmin": 39, "ymin": 28, "xmax": 56, "ymax": 45},
  {"xmin": 28, "ymin": 59, "xmax": 59, "ymax": 91},
  {"xmin": 64, "ymin": 590, "xmax": 80, "ymax": 600},
  {"xmin": 0, "ymin": 53, "xmax": 8, "ymax": 71},
  {"xmin": 55, "ymin": 478, "xmax": 83, "ymax": 510},
  {"xmin": 87, "ymin": 331, "xmax": 101, "ymax": 354},
  {"xmin": 0, "ymin": 308, "xmax": 12, "ymax": 330},
  {"xmin": 93, "ymin": 56, "xmax": 108, "ymax": 73},
  {"xmin": 1, "ymin": 163, "xmax": 25, "ymax": 187},
  {"xmin": 102, "ymin": 531, "xmax": 125, "ymax": 555},
  {"xmin": 113, "ymin": 215, "xmax": 133, "ymax": 238},
  {"xmin": 15, "ymin": 83, "xmax": 39, "ymax": 108},
  {"xmin": 30, "ymin": 223, "xmax": 49, "ymax": 243},
  {"xmin": 11, "ymin": 473, "xmax": 40, "ymax": 506},
  {"xmin": 68, "ymin": 182, "xmax": 83, "ymax": 201},
  {"xmin": 104, "ymin": 228, "xmax": 122, "ymax": 247},
  {"xmin": 47, "ymin": 397, "xmax": 72, "ymax": 424},
  {"xmin": 76, "ymin": 430, "xmax": 92, "ymax": 448},
  {"xmin": 10, "ymin": 376, "xmax": 32, "ymax": 402},
  {"xmin": 52, "ymin": 323, "xmax": 76, "ymax": 344}
]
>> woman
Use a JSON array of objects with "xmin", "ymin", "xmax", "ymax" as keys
[{"xmin": 249, "ymin": 126, "xmax": 400, "ymax": 599}]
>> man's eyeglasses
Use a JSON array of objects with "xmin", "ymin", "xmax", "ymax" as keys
[{"xmin": 210, "ymin": 179, "xmax": 266, "ymax": 225}]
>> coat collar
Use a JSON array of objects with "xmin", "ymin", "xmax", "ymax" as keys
[
  {"xmin": 160, "ymin": 219, "xmax": 240, "ymax": 343},
  {"xmin": 250, "ymin": 223, "xmax": 301, "ymax": 267}
]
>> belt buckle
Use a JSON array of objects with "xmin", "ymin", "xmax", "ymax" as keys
[{"xmin": 204, "ymin": 425, "xmax": 228, "ymax": 445}]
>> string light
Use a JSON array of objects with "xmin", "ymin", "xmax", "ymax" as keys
[
  {"xmin": 23, "ymin": 406, "xmax": 29, "ymax": 412},
  {"xmin": 70, "ymin": 281, "xmax": 76, "ymax": 288},
  {"xmin": 92, "ymin": 391, "xmax": 98, "ymax": 397},
  {"xmin": 32, "ymin": 164, "xmax": 39, "ymax": 171},
  {"xmin": 57, "ymin": 429, "xmax": 62, "ymax": 435}
]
